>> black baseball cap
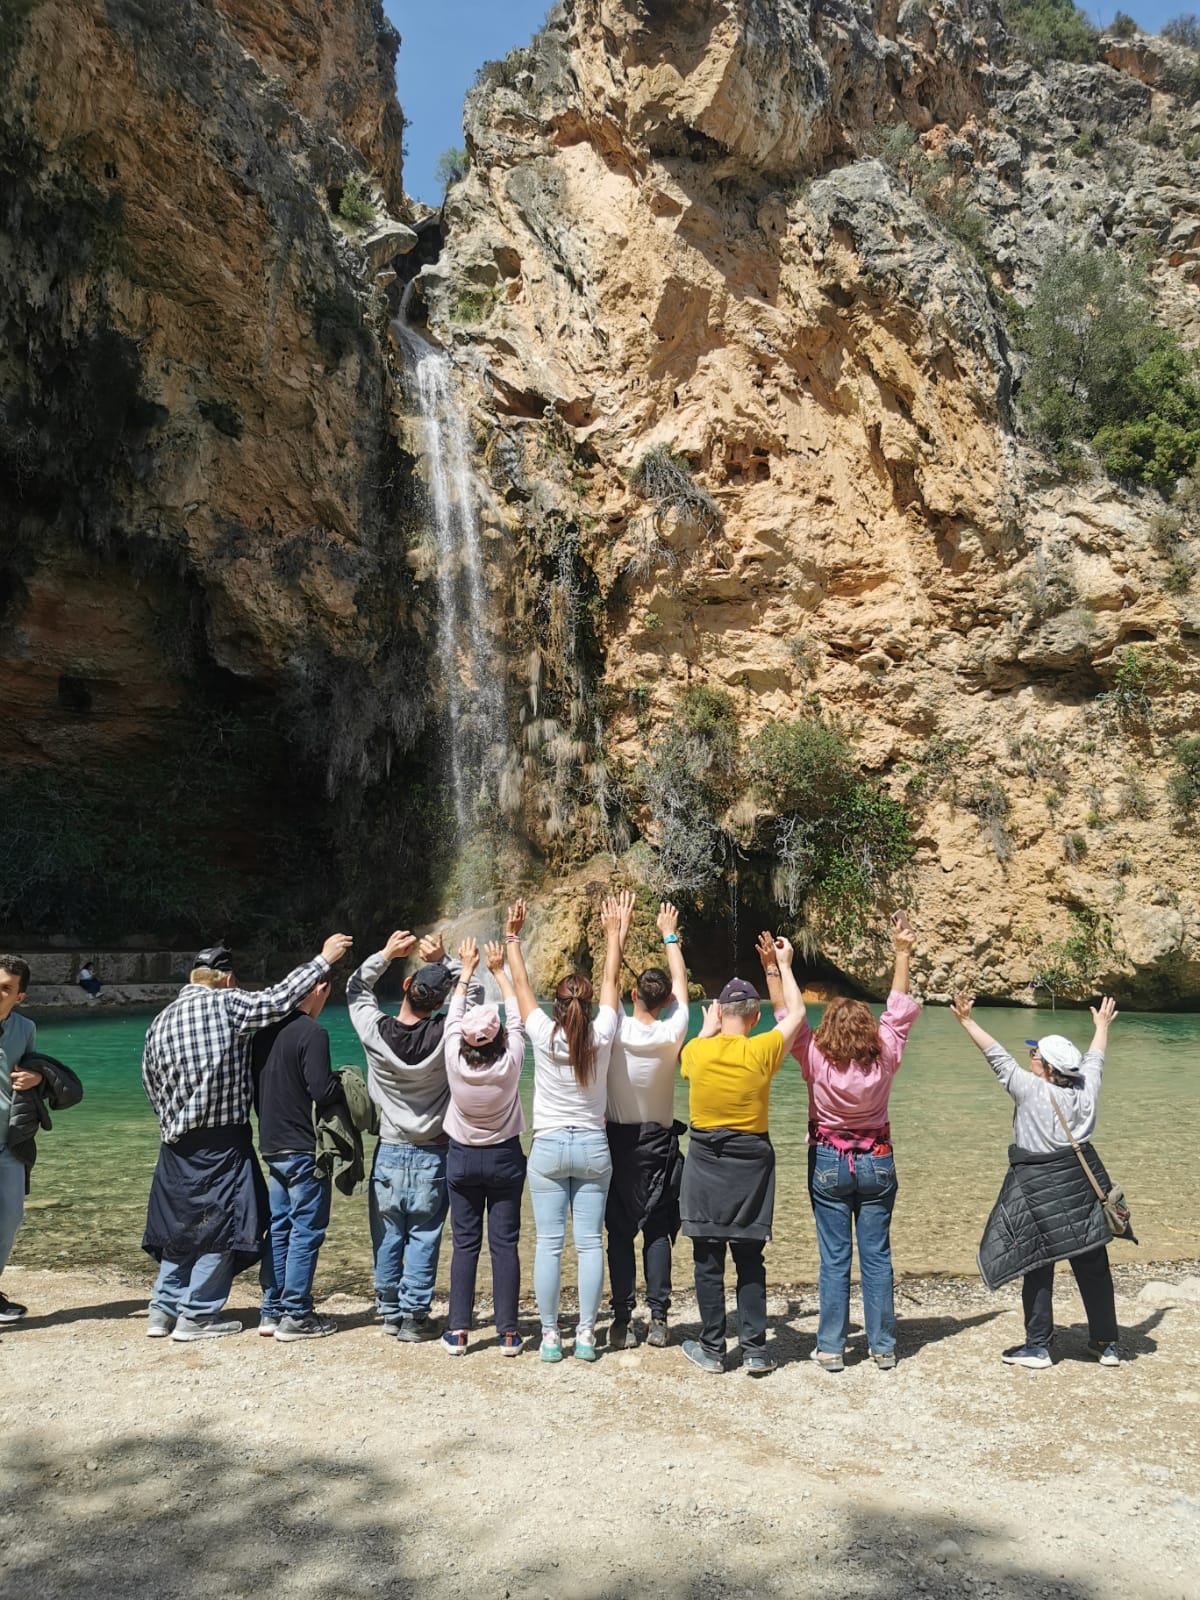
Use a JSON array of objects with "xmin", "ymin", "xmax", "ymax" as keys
[
  {"xmin": 718, "ymin": 977, "xmax": 760, "ymax": 1004},
  {"xmin": 408, "ymin": 963, "xmax": 454, "ymax": 1007},
  {"xmin": 194, "ymin": 945, "xmax": 234, "ymax": 972}
]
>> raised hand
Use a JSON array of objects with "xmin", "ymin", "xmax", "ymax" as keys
[
  {"xmin": 890, "ymin": 909, "xmax": 915, "ymax": 952},
  {"xmin": 656, "ymin": 901, "xmax": 680, "ymax": 938},
  {"xmin": 617, "ymin": 889, "xmax": 636, "ymax": 940},
  {"xmin": 484, "ymin": 940, "xmax": 506, "ymax": 973},
  {"xmin": 698, "ymin": 1000, "xmax": 721, "ymax": 1038},
  {"xmin": 599, "ymin": 895, "xmax": 623, "ymax": 935},
  {"xmin": 382, "ymin": 930, "xmax": 416, "ymax": 964},
  {"xmin": 756, "ymin": 930, "xmax": 778, "ymax": 972},
  {"xmin": 773, "ymin": 935, "xmax": 795, "ymax": 969},
  {"xmin": 419, "ymin": 931, "xmax": 446, "ymax": 963},
  {"xmin": 950, "ymin": 991, "xmax": 975, "ymax": 1024},
  {"xmin": 322, "ymin": 933, "xmax": 354, "ymax": 965},
  {"xmin": 458, "ymin": 937, "xmax": 480, "ymax": 975},
  {"xmin": 506, "ymin": 899, "xmax": 527, "ymax": 937},
  {"xmin": 1090, "ymin": 996, "xmax": 1119, "ymax": 1029}
]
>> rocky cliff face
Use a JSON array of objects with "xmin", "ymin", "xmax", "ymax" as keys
[
  {"xmin": 0, "ymin": 0, "xmax": 429, "ymax": 942},
  {"xmin": 418, "ymin": 0, "xmax": 1200, "ymax": 1005}
]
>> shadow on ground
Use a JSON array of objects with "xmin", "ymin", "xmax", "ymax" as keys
[{"xmin": 0, "ymin": 1427, "xmax": 1104, "ymax": 1600}]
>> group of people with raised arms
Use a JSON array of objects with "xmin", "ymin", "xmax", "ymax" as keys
[{"xmin": 0, "ymin": 900, "xmax": 1127, "ymax": 1373}]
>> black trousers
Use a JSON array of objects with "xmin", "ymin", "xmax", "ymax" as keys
[
  {"xmin": 692, "ymin": 1236, "xmax": 766, "ymax": 1357},
  {"xmin": 608, "ymin": 1224, "xmax": 673, "ymax": 1321},
  {"xmin": 1022, "ymin": 1246, "xmax": 1118, "ymax": 1348}
]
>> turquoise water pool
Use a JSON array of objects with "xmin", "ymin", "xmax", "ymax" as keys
[{"xmin": 13, "ymin": 1001, "xmax": 1198, "ymax": 1293}]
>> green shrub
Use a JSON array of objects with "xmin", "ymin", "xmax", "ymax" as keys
[
  {"xmin": 1072, "ymin": 126, "xmax": 1102, "ymax": 157},
  {"xmin": 1168, "ymin": 735, "xmax": 1200, "ymax": 813},
  {"xmin": 449, "ymin": 289, "xmax": 493, "ymax": 324},
  {"xmin": 1165, "ymin": 550, "xmax": 1196, "ymax": 592},
  {"xmin": 638, "ymin": 691, "xmax": 740, "ymax": 897},
  {"xmin": 1097, "ymin": 643, "xmax": 1182, "ymax": 723},
  {"xmin": 436, "ymin": 147, "xmax": 469, "ymax": 188},
  {"xmin": 965, "ymin": 780, "xmax": 1013, "ymax": 861},
  {"xmin": 1003, "ymin": 0, "xmax": 1099, "ymax": 64},
  {"xmin": 1033, "ymin": 908, "xmax": 1111, "ymax": 998},
  {"xmin": 746, "ymin": 719, "xmax": 857, "ymax": 815},
  {"xmin": 336, "ymin": 171, "xmax": 376, "ymax": 227},
  {"xmin": 1062, "ymin": 830, "xmax": 1088, "ymax": 863},
  {"xmin": 1110, "ymin": 10, "xmax": 1138, "ymax": 35},
  {"xmin": 1162, "ymin": 14, "xmax": 1200, "ymax": 48},
  {"xmin": 1022, "ymin": 250, "xmax": 1200, "ymax": 489}
]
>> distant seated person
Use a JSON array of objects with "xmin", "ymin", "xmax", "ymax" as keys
[{"xmin": 77, "ymin": 963, "xmax": 102, "ymax": 1000}]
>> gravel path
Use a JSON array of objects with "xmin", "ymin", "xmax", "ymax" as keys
[{"xmin": 1, "ymin": 1262, "xmax": 1197, "ymax": 1599}]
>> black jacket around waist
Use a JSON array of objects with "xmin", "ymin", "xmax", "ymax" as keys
[
  {"xmin": 6, "ymin": 1054, "xmax": 83, "ymax": 1185},
  {"xmin": 681, "ymin": 1126, "xmax": 776, "ymax": 1242},
  {"xmin": 142, "ymin": 1123, "xmax": 267, "ymax": 1268},
  {"xmin": 977, "ymin": 1142, "xmax": 1116, "ymax": 1290},
  {"xmin": 606, "ymin": 1119, "xmax": 685, "ymax": 1237}
]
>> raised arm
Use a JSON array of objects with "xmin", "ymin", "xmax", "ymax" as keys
[
  {"xmin": 890, "ymin": 909, "xmax": 914, "ymax": 994},
  {"xmin": 599, "ymin": 890, "xmax": 634, "ymax": 1013},
  {"xmin": 656, "ymin": 901, "xmax": 690, "ymax": 1008},
  {"xmin": 951, "ymin": 991, "xmax": 1031, "ymax": 1100},
  {"xmin": 773, "ymin": 937, "xmax": 806, "ymax": 1052},
  {"xmin": 346, "ymin": 930, "xmax": 415, "ymax": 1040},
  {"xmin": 484, "ymin": 939, "xmax": 517, "ymax": 1009},
  {"xmin": 445, "ymin": 939, "xmax": 481, "ymax": 1046},
  {"xmin": 504, "ymin": 900, "xmax": 539, "ymax": 1024},
  {"xmin": 949, "ymin": 991, "xmax": 999, "ymax": 1054},
  {"xmin": 756, "ymin": 929, "xmax": 785, "ymax": 1011},
  {"xmin": 1088, "ymin": 996, "xmax": 1118, "ymax": 1055},
  {"xmin": 227, "ymin": 933, "xmax": 352, "ymax": 1036}
]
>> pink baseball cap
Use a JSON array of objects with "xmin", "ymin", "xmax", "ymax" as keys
[{"xmin": 462, "ymin": 1004, "xmax": 501, "ymax": 1047}]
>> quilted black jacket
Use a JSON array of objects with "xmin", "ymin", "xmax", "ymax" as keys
[
  {"xmin": 7, "ymin": 1052, "xmax": 84, "ymax": 1181},
  {"xmin": 977, "ymin": 1142, "xmax": 1115, "ymax": 1290}
]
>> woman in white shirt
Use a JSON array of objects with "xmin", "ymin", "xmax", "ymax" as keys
[{"xmin": 505, "ymin": 892, "xmax": 632, "ymax": 1363}]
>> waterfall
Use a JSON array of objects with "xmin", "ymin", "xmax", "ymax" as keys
[{"xmin": 395, "ymin": 303, "xmax": 503, "ymax": 849}]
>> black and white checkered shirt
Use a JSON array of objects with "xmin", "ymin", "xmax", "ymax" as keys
[{"xmin": 141, "ymin": 957, "xmax": 330, "ymax": 1143}]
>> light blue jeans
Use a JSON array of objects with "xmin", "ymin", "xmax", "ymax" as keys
[
  {"xmin": 0, "ymin": 1145, "xmax": 25, "ymax": 1279},
  {"xmin": 808, "ymin": 1145, "xmax": 899, "ymax": 1356},
  {"xmin": 151, "ymin": 1251, "xmax": 237, "ymax": 1321},
  {"xmin": 527, "ymin": 1128, "xmax": 612, "ymax": 1331},
  {"xmin": 369, "ymin": 1141, "xmax": 449, "ymax": 1321},
  {"xmin": 260, "ymin": 1152, "xmax": 332, "ymax": 1319}
]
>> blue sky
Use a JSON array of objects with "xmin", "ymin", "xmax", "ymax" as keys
[{"xmin": 387, "ymin": 1, "xmax": 1188, "ymax": 204}]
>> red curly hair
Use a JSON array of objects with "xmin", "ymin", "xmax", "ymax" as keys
[{"xmin": 813, "ymin": 998, "xmax": 883, "ymax": 1067}]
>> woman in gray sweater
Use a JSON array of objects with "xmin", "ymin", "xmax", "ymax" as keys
[{"xmin": 952, "ymin": 994, "xmax": 1122, "ymax": 1370}]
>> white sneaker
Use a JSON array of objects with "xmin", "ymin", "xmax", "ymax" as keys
[
  {"xmin": 146, "ymin": 1308, "xmax": 176, "ymax": 1338},
  {"xmin": 259, "ymin": 1316, "xmax": 280, "ymax": 1337}
]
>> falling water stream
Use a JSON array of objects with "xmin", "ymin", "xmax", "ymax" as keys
[{"xmin": 394, "ymin": 298, "xmax": 502, "ymax": 849}]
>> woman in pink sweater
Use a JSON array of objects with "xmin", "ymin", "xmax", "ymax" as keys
[
  {"xmin": 761, "ymin": 911, "xmax": 919, "ymax": 1371},
  {"xmin": 442, "ymin": 938, "xmax": 527, "ymax": 1357}
]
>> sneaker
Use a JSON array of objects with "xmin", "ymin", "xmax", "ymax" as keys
[
  {"xmin": 575, "ymin": 1324, "xmax": 598, "ymax": 1362},
  {"xmin": 809, "ymin": 1348, "xmax": 844, "ymax": 1372},
  {"xmin": 540, "ymin": 1328, "xmax": 563, "ymax": 1363},
  {"xmin": 646, "ymin": 1318, "xmax": 669, "ymax": 1348},
  {"xmin": 681, "ymin": 1338, "xmax": 725, "ymax": 1374},
  {"xmin": 608, "ymin": 1320, "xmax": 638, "ymax": 1350},
  {"xmin": 274, "ymin": 1313, "xmax": 337, "ymax": 1342},
  {"xmin": 501, "ymin": 1332, "xmax": 524, "ymax": 1357},
  {"xmin": 146, "ymin": 1308, "xmax": 176, "ymax": 1338},
  {"xmin": 440, "ymin": 1329, "xmax": 469, "ymax": 1356},
  {"xmin": 0, "ymin": 1292, "xmax": 27, "ymax": 1322},
  {"xmin": 872, "ymin": 1351, "xmax": 898, "ymax": 1371},
  {"xmin": 1001, "ymin": 1343, "xmax": 1052, "ymax": 1369},
  {"xmin": 743, "ymin": 1350, "xmax": 777, "ymax": 1377},
  {"xmin": 258, "ymin": 1316, "xmax": 280, "ymax": 1338},
  {"xmin": 394, "ymin": 1314, "xmax": 440, "ymax": 1343},
  {"xmin": 1088, "ymin": 1340, "xmax": 1120, "ymax": 1367},
  {"xmin": 170, "ymin": 1316, "xmax": 243, "ymax": 1342}
]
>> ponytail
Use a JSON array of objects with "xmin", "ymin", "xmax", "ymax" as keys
[{"xmin": 553, "ymin": 974, "xmax": 597, "ymax": 1087}]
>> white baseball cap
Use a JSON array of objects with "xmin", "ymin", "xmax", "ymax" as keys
[{"xmin": 1025, "ymin": 1034, "xmax": 1084, "ymax": 1077}]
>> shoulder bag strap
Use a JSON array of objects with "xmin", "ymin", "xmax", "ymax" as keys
[{"xmin": 1049, "ymin": 1092, "xmax": 1106, "ymax": 1201}]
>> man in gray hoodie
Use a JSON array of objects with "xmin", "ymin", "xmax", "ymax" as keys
[{"xmin": 347, "ymin": 929, "xmax": 474, "ymax": 1340}]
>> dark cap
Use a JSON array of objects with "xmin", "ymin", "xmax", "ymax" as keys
[
  {"xmin": 194, "ymin": 945, "xmax": 234, "ymax": 973},
  {"xmin": 408, "ymin": 963, "xmax": 454, "ymax": 1007},
  {"xmin": 718, "ymin": 977, "xmax": 760, "ymax": 1005}
]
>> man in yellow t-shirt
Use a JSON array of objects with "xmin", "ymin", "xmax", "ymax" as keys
[{"xmin": 678, "ymin": 936, "xmax": 805, "ymax": 1376}]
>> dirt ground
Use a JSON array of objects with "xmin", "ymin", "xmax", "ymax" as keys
[{"xmin": 1, "ymin": 1261, "xmax": 1197, "ymax": 1600}]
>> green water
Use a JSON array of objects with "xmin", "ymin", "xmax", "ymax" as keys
[{"xmin": 13, "ymin": 1003, "xmax": 1199, "ymax": 1295}]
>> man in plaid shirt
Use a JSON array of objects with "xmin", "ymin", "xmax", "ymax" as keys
[{"xmin": 141, "ymin": 932, "xmax": 352, "ymax": 1341}]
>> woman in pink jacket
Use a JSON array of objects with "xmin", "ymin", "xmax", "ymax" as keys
[{"xmin": 761, "ymin": 912, "xmax": 919, "ymax": 1371}]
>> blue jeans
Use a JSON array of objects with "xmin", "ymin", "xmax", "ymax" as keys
[
  {"xmin": 151, "ymin": 1251, "xmax": 237, "ymax": 1320},
  {"xmin": 369, "ymin": 1141, "xmax": 449, "ymax": 1320},
  {"xmin": 0, "ymin": 1145, "xmax": 26, "ymax": 1280},
  {"xmin": 259, "ymin": 1152, "xmax": 332, "ymax": 1318},
  {"xmin": 527, "ymin": 1128, "xmax": 612, "ymax": 1330},
  {"xmin": 808, "ymin": 1145, "xmax": 899, "ymax": 1356}
]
